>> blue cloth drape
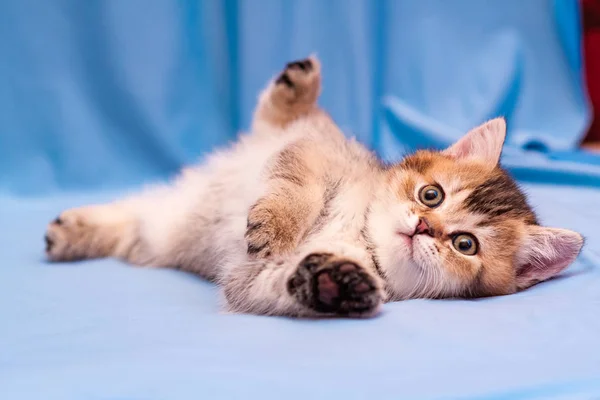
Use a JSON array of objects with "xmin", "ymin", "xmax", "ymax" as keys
[{"xmin": 0, "ymin": 0, "xmax": 595, "ymax": 195}]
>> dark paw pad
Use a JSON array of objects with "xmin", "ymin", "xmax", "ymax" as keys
[
  {"xmin": 288, "ymin": 254, "xmax": 381, "ymax": 315},
  {"xmin": 275, "ymin": 72, "xmax": 294, "ymax": 88},
  {"xmin": 286, "ymin": 59, "xmax": 313, "ymax": 72},
  {"xmin": 274, "ymin": 58, "xmax": 314, "ymax": 89}
]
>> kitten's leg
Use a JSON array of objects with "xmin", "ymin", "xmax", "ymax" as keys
[
  {"xmin": 45, "ymin": 202, "xmax": 146, "ymax": 263},
  {"xmin": 44, "ymin": 180, "xmax": 205, "ymax": 270},
  {"xmin": 245, "ymin": 140, "xmax": 332, "ymax": 258},
  {"xmin": 222, "ymin": 242, "xmax": 385, "ymax": 317},
  {"xmin": 252, "ymin": 56, "xmax": 321, "ymax": 132}
]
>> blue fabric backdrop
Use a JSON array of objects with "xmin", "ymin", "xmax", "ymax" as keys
[
  {"xmin": 1, "ymin": 0, "xmax": 599, "ymax": 195},
  {"xmin": 2, "ymin": 1, "xmax": 600, "ymax": 399}
]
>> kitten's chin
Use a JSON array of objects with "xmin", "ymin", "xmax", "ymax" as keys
[
  {"xmin": 395, "ymin": 233, "xmax": 414, "ymax": 255},
  {"xmin": 411, "ymin": 236, "xmax": 439, "ymax": 271},
  {"xmin": 381, "ymin": 235, "xmax": 448, "ymax": 299},
  {"xmin": 381, "ymin": 260, "xmax": 423, "ymax": 300},
  {"xmin": 392, "ymin": 233, "xmax": 431, "ymax": 270},
  {"xmin": 377, "ymin": 242, "xmax": 423, "ymax": 299}
]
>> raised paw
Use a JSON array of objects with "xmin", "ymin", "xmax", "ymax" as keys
[
  {"xmin": 275, "ymin": 59, "xmax": 314, "ymax": 86},
  {"xmin": 44, "ymin": 206, "xmax": 117, "ymax": 262},
  {"xmin": 287, "ymin": 253, "xmax": 383, "ymax": 317},
  {"xmin": 271, "ymin": 56, "xmax": 321, "ymax": 109},
  {"xmin": 245, "ymin": 202, "xmax": 300, "ymax": 259}
]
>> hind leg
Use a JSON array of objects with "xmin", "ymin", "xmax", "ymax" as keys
[
  {"xmin": 44, "ymin": 179, "xmax": 204, "ymax": 269},
  {"xmin": 252, "ymin": 56, "xmax": 322, "ymax": 132},
  {"xmin": 45, "ymin": 202, "xmax": 145, "ymax": 263}
]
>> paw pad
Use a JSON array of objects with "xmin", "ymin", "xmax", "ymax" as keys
[
  {"xmin": 272, "ymin": 57, "xmax": 319, "ymax": 93},
  {"xmin": 286, "ymin": 59, "xmax": 313, "ymax": 72},
  {"xmin": 275, "ymin": 72, "xmax": 294, "ymax": 88},
  {"xmin": 288, "ymin": 253, "xmax": 382, "ymax": 316}
]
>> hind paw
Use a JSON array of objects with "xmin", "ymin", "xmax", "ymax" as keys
[
  {"xmin": 270, "ymin": 56, "xmax": 321, "ymax": 107},
  {"xmin": 44, "ymin": 205, "xmax": 125, "ymax": 262},
  {"xmin": 45, "ymin": 208, "xmax": 98, "ymax": 261}
]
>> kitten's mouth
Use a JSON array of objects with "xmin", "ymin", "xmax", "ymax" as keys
[{"xmin": 396, "ymin": 232, "xmax": 414, "ymax": 256}]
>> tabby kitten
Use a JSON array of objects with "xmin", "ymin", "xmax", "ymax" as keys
[{"xmin": 45, "ymin": 56, "xmax": 583, "ymax": 318}]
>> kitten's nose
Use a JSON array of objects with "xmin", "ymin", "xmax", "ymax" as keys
[{"xmin": 413, "ymin": 217, "xmax": 434, "ymax": 237}]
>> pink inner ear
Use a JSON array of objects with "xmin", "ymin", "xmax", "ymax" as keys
[
  {"xmin": 515, "ymin": 227, "xmax": 583, "ymax": 290},
  {"xmin": 447, "ymin": 139, "xmax": 474, "ymax": 160},
  {"xmin": 442, "ymin": 118, "xmax": 506, "ymax": 166},
  {"xmin": 516, "ymin": 261, "xmax": 567, "ymax": 287}
]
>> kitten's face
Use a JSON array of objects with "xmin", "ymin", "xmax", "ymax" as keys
[
  {"xmin": 369, "ymin": 152, "xmax": 533, "ymax": 298},
  {"xmin": 367, "ymin": 119, "xmax": 583, "ymax": 300}
]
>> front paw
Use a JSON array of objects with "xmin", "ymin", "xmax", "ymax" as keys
[
  {"xmin": 287, "ymin": 253, "xmax": 383, "ymax": 317},
  {"xmin": 245, "ymin": 203, "xmax": 299, "ymax": 258}
]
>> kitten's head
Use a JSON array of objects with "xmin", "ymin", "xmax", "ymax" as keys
[{"xmin": 367, "ymin": 118, "xmax": 583, "ymax": 300}]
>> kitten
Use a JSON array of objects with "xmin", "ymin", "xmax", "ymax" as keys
[{"xmin": 44, "ymin": 56, "xmax": 584, "ymax": 318}]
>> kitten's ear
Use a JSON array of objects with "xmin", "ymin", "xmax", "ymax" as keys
[
  {"xmin": 442, "ymin": 118, "xmax": 506, "ymax": 167},
  {"xmin": 515, "ymin": 225, "xmax": 584, "ymax": 290}
]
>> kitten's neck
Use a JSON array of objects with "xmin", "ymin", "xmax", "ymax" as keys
[
  {"xmin": 358, "ymin": 172, "xmax": 395, "ymax": 298},
  {"xmin": 360, "ymin": 167, "xmax": 422, "ymax": 301}
]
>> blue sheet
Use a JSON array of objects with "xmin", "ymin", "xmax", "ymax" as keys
[
  {"xmin": 2, "ymin": 185, "xmax": 600, "ymax": 399},
  {"xmin": 2, "ymin": 1, "xmax": 600, "ymax": 399}
]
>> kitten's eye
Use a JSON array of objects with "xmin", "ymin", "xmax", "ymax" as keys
[
  {"xmin": 452, "ymin": 233, "xmax": 478, "ymax": 256},
  {"xmin": 418, "ymin": 184, "xmax": 444, "ymax": 208}
]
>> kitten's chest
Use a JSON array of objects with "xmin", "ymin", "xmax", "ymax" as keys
[{"xmin": 311, "ymin": 179, "xmax": 374, "ymax": 240}]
